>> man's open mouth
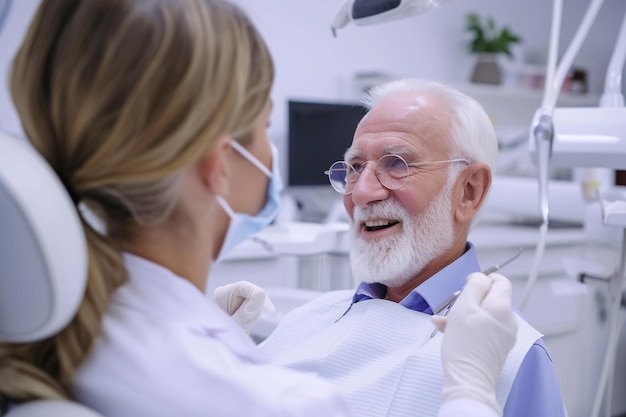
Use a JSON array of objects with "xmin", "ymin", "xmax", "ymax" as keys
[{"xmin": 363, "ymin": 219, "xmax": 399, "ymax": 232}]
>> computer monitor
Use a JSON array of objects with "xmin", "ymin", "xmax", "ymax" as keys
[{"xmin": 287, "ymin": 100, "xmax": 368, "ymax": 186}]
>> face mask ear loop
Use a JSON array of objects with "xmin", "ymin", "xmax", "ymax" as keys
[
  {"xmin": 216, "ymin": 196, "xmax": 236, "ymax": 219},
  {"xmin": 230, "ymin": 141, "xmax": 272, "ymax": 178}
]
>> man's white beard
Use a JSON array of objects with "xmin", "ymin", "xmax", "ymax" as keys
[{"xmin": 349, "ymin": 184, "xmax": 455, "ymax": 288}]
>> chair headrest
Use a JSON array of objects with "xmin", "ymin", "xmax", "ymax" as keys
[{"xmin": 0, "ymin": 132, "xmax": 87, "ymax": 343}]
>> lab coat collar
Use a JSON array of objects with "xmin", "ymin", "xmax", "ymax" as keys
[
  {"xmin": 119, "ymin": 254, "xmax": 250, "ymax": 331},
  {"xmin": 352, "ymin": 242, "xmax": 480, "ymax": 314},
  {"xmin": 118, "ymin": 253, "xmax": 263, "ymax": 361}
]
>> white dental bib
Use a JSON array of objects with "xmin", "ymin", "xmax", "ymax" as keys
[{"xmin": 260, "ymin": 290, "xmax": 541, "ymax": 417}]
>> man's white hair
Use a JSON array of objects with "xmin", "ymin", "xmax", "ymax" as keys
[{"xmin": 361, "ymin": 78, "xmax": 498, "ymax": 172}]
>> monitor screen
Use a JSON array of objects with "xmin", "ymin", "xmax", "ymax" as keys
[{"xmin": 288, "ymin": 100, "xmax": 368, "ymax": 186}]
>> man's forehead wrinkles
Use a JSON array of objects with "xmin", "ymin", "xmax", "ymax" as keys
[{"xmin": 356, "ymin": 120, "xmax": 412, "ymax": 136}]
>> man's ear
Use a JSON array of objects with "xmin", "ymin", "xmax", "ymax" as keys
[
  {"xmin": 454, "ymin": 163, "xmax": 491, "ymax": 223},
  {"xmin": 197, "ymin": 135, "xmax": 232, "ymax": 197}
]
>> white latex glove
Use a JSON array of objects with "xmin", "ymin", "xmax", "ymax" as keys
[
  {"xmin": 432, "ymin": 272, "xmax": 518, "ymax": 416},
  {"xmin": 212, "ymin": 281, "xmax": 275, "ymax": 333}
]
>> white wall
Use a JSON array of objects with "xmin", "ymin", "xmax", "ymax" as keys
[{"xmin": 2, "ymin": 0, "xmax": 625, "ymax": 176}]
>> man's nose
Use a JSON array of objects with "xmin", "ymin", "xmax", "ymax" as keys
[{"xmin": 349, "ymin": 164, "xmax": 390, "ymax": 207}]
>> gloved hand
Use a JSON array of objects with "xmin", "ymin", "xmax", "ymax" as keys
[
  {"xmin": 432, "ymin": 272, "xmax": 518, "ymax": 416},
  {"xmin": 212, "ymin": 281, "xmax": 275, "ymax": 333}
]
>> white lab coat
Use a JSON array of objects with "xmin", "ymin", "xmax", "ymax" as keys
[
  {"xmin": 72, "ymin": 253, "xmax": 498, "ymax": 417},
  {"xmin": 72, "ymin": 254, "xmax": 350, "ymax": 417},
  {"xmin": 440, "ymin": 399, "xmax": 499, "ymax": 417}
]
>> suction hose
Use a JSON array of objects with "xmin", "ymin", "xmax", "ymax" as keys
[{"xmin": 518, "ymin": 113, "xmax": 553, "ymax": 311}]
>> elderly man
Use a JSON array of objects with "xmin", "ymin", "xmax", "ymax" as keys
[{"xmin": 259, "ymin": 79, "xmax": 565, "ymax": 417}]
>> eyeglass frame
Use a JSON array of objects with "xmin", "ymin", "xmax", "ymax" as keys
[{"xmin": 324, "ymin": 154, "xmax": 472, "ymax": 195}]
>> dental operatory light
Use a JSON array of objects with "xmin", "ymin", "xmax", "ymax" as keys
[{"xmin": 330, "ymin": 0, "xmax": 450, "ymax": 37}]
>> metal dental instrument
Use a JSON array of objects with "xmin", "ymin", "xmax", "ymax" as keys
[
  {"xmin": 481, "ymin": 247, "xmax": 524, "ymax": 276},
  {"xmin": 430, "ymin": 248, "xmax": 523, "ymax": 338}
]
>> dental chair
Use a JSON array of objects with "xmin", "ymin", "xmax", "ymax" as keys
[{"xmin": 0, "ymin": 131, "xmax": 103, "ymax": 416}]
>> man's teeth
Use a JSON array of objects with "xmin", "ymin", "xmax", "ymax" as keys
[{"xmin": 364, "ymin": 220, "xmax": 393, "ymax": 227}]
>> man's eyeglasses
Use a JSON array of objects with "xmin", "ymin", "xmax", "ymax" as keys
[{"xmin": 324, "ymin": 154, "xmax": 471, "ymax": 195}]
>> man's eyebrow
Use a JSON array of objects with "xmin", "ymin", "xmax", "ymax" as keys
[
  {"xmin": 344, "ymin": 146, "xmax": 420, "ymax": 161},
  {"xmin": 343, "ymin": 148, "xmax": 363, "ymax": 161},
  {"xmin": 381, "ymin": 144, "xmax": 416, "ymax": 159}
]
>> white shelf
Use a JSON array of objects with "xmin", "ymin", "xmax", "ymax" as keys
[
  {"xmin": 452, "ymin": 82, "xmax": 600, "ymax": 104},
  {"xmin": 450, "ymin": 82, "xmax": 600, "ymax": 131}
]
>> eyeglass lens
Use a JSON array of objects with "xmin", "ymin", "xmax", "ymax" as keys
[{"xmin": 327, "ymin": 154, "xmax": 410, "ymax": 194}]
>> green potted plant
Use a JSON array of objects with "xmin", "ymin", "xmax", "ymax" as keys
[{"xmin": 465, "ymin": 13, "xmax": 521, "ymax": 85}]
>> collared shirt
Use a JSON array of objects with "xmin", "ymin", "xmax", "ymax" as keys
[
  {"xmin": 350, "ymin": 242, "xmax": 566, "ymax": 417},
  {"xmin": 352, "ymin": 243, "xmax": 479, "ymax": 313}
]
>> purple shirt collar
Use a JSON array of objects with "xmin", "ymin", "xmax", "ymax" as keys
[{"xmin": 351, "ymin": 242, "xmax": 480, "ymax": 314}]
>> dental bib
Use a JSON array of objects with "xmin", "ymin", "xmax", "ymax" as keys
[{"xmin": 260, "ymin": 290, "xmax": 541, "ymax": 417}]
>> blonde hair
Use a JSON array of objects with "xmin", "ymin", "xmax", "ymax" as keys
[{"xmin": 1, "ymin": 0, "xmax": 273, "ymax": 402}]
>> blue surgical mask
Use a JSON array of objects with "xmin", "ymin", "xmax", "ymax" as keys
[{"xmin": 216, "ymin": 141, "xmax": 283, "ymax": 260}]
